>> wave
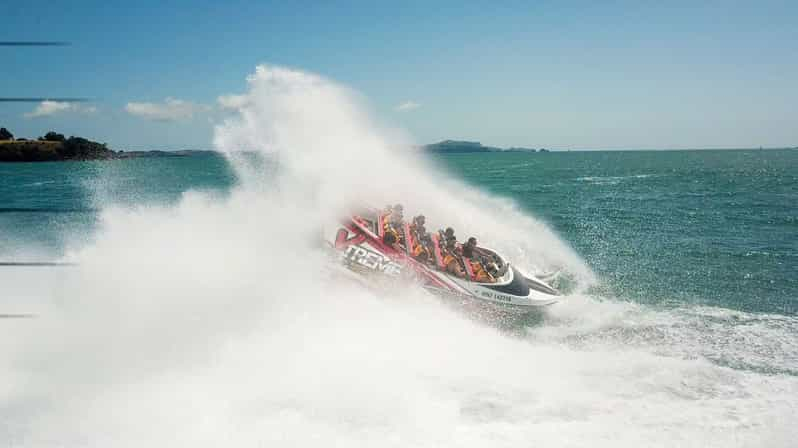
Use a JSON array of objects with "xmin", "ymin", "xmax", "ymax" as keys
[{"xmin": 575, "ymin": 174, "xmax": 659, "ymax": 185}]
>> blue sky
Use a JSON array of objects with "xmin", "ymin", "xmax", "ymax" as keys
[{"xmin": 2, "ymin": 0, "xmax": 797, "ymax": 150}]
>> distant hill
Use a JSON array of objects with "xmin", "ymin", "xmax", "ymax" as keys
[
  {"xmin": 423, "ymin": 140, "xmax": 546, "ymax": 153},
  {"xmin": 424, "ymin": 140, "xmax": 497, "ymax": 153}
]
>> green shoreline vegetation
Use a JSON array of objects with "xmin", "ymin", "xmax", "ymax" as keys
[
  {"xmin": 0, "ymin": 128, "xmax": 115, "ymax": 162},
  {"xmin": 0, "ymin": 127, "xmax": 208, "ymax": 162}
]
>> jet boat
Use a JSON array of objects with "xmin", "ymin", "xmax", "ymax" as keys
[{"xmin": 326, "ymin": 208, "xmax": 560, "ymax": 312}]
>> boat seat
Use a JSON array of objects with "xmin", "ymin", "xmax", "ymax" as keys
[
  {"xmin": 377, "ymin": 213, "xmax": 386, "ymax": 239},
  {"xmin": 403, "ymin": 223, "xmax": 414, "ymax": 256}
]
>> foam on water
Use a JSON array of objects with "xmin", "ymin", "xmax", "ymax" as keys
[{"xmin": 1, "ymin": 65, "xmax": 796, "ymax": 447}]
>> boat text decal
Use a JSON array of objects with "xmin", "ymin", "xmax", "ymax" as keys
[
  {"xmin": 343, "ymin": 245, "xmax": 402, "ymax": 276},
  {"xmin": 480, "ymin": 291, "xmax": 514, "ymax": 302}
]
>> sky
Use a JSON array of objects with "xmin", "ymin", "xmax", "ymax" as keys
[{"xmin": 2, "ymin": 0, "xmax": 797, "ymax": 150}]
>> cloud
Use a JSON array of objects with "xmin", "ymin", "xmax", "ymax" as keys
[
  {"xmin": 396, "ymin": 100, "xmax": 421, "ymax": 112},
  {"xmin": 125, "ymin": 97, "xmax": 209, "ymax": 122},
  {"xmin": 23, "ymin": 101, "xmax": 96, "ymax": 118},
  {"xmin": 217, "ymin": 94, "xmax": 248, "ymax": 110}
]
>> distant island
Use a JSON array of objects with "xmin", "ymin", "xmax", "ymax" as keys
[
  {"xmin": 2, "ymin": 128, "xmax": 560, "ymax": 162},
  {"xmin": 2, "ymin": 129, "xmax": 550, "ymax": 162},
  {"xmin": 423, "ymin": 140, "xmax": 549, "ymax": 153},
  {"xmin": 0, "ymin": 127, "xmax": 211, "ymax": 162}
]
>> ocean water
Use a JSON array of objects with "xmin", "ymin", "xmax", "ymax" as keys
[
  {"xmin": 1, "ymin": 66, "xmax": 796, "ymax": 447},
  {"xmin": 438, "ymin": 149, "xmax": 798, "ymax": 315}
]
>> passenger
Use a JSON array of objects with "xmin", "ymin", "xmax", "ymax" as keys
[
  {"xmin": 409, "ymin": 215, "xmax": 431, "ymax": 262},
  {"xmin": 420, "ymin": 234, "xmax": 435, "ymax": 265},
  {"xmin": 443, "ymin": 227, "xmax": 457, "ymax": 250},
  {"xmin": 389, "ymin": 203, "xmax": 404, "ymax": 225},
  {"xmin": 383, "ymin": 224, "xmax": 401, "ymax": 247},
  {"xmin": 409, "ymin": 215, "xmax": 426, "ymax": 236},
  {"xmin": 382, "ymin": 230, "xmax": 402, "ymax": 251},
  {"xmin": 443, "ymin": 238, "xmax": 466, "ymax": 278},
  {"xmin": 409, "ymin": 215, "xmax": 427, "ymax": 244},
  {"xmin": 412, "ymin": 239, "xmax": 430, "ymax": 263},
  {"xmin": 462, "ymin": 237, "xmax": 478, "ymax": 259},
  {"xmin": 471, "ymin": 259, "xmax": 496, "ymax": 283},
  {"xmin": 383, "ymin": 204, "xmax": 405, "ymax": 247}
]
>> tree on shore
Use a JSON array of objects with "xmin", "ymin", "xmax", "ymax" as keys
[
  {"xmin": 60, "ymin": 136, "xmax": 111, "ymax": 159},
  {"xmin": 0, "ymin": 128, "xmax": 13, "ymax": 141},
  {"xmin": 41, "ymin": 131, "xmax": 66, "ymax": 142}
]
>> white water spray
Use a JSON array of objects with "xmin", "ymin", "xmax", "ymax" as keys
[
  {"xmin": 213, "ymin": 65, "xmax": 592, "ymax": 281},
  {"xmin": 1, "ymin": 65, "xmax": 796, "ymax": 447}
]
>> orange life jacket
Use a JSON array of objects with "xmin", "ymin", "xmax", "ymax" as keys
[
  {"xmin": 443, "ymin": 251, "xmax": 466, "ymax": 277},
  {"xmin": 471, "ymin": 260, "xmax": 494, "ymax": 283},
  {"xmin": 383, "ymin": 219, "xmax": 401, "ymax": 241},
  {"xmin": 413, "ymin": 241, "xmax": 429, "ymax": 258}
]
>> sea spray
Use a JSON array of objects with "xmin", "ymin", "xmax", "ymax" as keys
[
  {"xmin": 1, "ymin": 65, "xmax": 796, "ymax": 447},
  {"xmin": 213, "ymin": 65, "xmax": 593, "ymax": 283}
]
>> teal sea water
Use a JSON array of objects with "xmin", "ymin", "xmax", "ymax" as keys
[
  {"xmin": 439, "ymin": 149, "xmax": 798, "ymax": 315},
  {"xmin": 3, "ymin": 149, "xmax": 795, "ymax": 315}
]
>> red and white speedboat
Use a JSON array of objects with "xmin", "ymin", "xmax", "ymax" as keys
[{"xmin": 326, "ymin": 208, "xmax": 560, "ymax": 312}]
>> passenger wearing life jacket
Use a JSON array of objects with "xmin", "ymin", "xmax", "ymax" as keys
[
  {"xmin": 412, "ymin": 237, "xmax": 431, "ymax": 263},
  {"xmin": 471, "ymin": 259, "xmax": 496, "ymax": 283},
  {"xmin": 409, "ymin": 215, "xmax": 431, "ymax": 263},
  {"xmin": 382, "ymin": 204, "xmax": 405, "ymax": 247},
  {"xmin": 442, "ymin": 238, "xmax": 466, "ymax": 278},
  {"xmin": 416, "ymin": 233, "xmax": 435, "ymax": 265},
  {"xmin": 409, "ymin": 214, "xmax": 426, "ymax": 236},
  {"xmin": 443, "ymin": 227, "xmax": 457, "ymax": 251},
  {"xmin": 383, "ymin": 230, "xmax": 402, "ymax": 251},
  {"xmin": 462, "ymin": 237, "xmax": 497, "ymax": 283},
  {"xmin": 382, "ymin": 203, "xmax": 403, "ymax": 227}
]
